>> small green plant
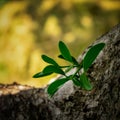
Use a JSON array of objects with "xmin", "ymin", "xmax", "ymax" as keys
[{"xmin": 33, "ymin": 41, "xmax": 105, "ymax": 97}]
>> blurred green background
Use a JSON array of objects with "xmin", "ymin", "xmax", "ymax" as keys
[{"xmin": 0, "ymin": 0, "xmax": 120, "ymax": 87}]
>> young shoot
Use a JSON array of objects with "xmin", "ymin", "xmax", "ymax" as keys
[{"xmin": 33, "ymin": 41, "xmax": 105, "ymax": 97}]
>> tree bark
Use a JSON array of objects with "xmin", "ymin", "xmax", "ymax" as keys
[{"xmin": 0, "ymin": 24, "xmax": 120, "ymax": 120}]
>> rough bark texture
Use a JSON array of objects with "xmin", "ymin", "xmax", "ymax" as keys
[{"xmin": 0, "ymin": 24, "xmax": 120, "ymax": 120}]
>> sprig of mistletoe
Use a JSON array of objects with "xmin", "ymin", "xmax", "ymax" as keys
[{"xmin": 33, "ymin": 41, "xmax": 105, "ymax": 97}]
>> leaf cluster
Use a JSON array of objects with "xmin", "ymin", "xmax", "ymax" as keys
[{"xmin": 33, "ymin": 41, "xmax": 105, "ymax": 97}]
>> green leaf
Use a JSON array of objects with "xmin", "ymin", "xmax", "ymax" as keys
[
  {"xmin": 43, "ymin": 65, "xmax": 65, "ymax": 75},
  {"xmin": 72, "ymin": 56, "xmax": 79, "ymax": 65},
  {"xmin": 80, "ymin": 73, "xmax": 92, "ymax": 90},
  {"xmin": 72, "ymin": 77, "xmax": 81, "ymax": 87},
  {"xmin": 58, "ymin": 54, "xmax": 79, "ymax": 65},
  {"xmin": 42, "ymin": 55, "xmax": 59, "ymax": 66},
  {"xmin": 58, "ymin": 54, "xmax": 65, "ymax": 60},
  {"xmin": 83, "ymin": 43, "xmax": 105, "ymax": 71},
  {"xmin": 59, "ymin": 41, "xmax": 73, "ymax": 62},
  {"xmin": 33, "ymin": 71, "xmax": 52, "ymax": 78},
  {"xmin": 47, "ymin": 78, "xmax": 69, "ymax": 97}
]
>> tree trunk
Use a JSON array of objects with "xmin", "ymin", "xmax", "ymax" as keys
[{"xmin": 0, "ymin": 24, "xmax": 120, "ymax": 120}]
